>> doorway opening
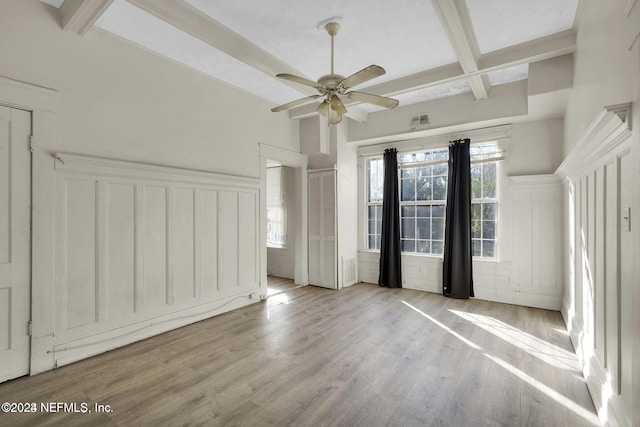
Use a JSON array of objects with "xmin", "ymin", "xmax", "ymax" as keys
[
  {"xmin": 265, "ymin": 162, "xmax": 297, "ymax": 296},
  {"xmin": 260, "ymin": 145, "xmax": 308, "ymax": 298}
]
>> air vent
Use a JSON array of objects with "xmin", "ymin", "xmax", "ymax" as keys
[{"xmin": 409, "ymin": 113, "xmax": 429, "ymax": 130}]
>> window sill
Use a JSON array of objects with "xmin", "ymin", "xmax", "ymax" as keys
[{"xmin": 359, "ymin": 249, "xmax": 498, "ymax": 262}]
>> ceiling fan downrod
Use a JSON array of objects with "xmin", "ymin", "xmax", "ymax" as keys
[{"xmin": 325, "ymin": 22, "xmax": 340, "ymax": 76}]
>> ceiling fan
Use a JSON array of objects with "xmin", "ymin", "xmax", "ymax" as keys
[{"xmin": 271, "ymin": 21, "xmax": 399, "ymax": 124}]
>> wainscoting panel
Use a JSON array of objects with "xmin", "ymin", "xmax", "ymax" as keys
[
  {"xmin": 52, "ymin": 154, "xmax": 261, "ymax": 366},
  {"xmin": 556, "ymin": 104, "xmax": 634, "ymax": 426},
  {"xmin": 509, "ymin": 175, "xmax": 563, "ymax": 308}
]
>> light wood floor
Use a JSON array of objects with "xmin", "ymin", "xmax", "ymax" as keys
[
  {"xmin": 267, "ymin": 275, "xmax": 301, "ymax": 296},
  {"xmin": 0, "ymin": 283, "xmax": 598, "ymax": 426}
]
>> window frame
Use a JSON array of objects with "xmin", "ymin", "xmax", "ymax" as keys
[{"xmin": 362, "ymin": 141, "xmax": 503, "ymax": 259}]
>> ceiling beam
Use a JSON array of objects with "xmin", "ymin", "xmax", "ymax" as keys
[
  {"xmin": 478, "ymin": 30, "xmax": 576, "ymax": 71},
  {"xmin": 60, "ymin": 0, "xmax": 114, "ymax": 35},
  {"xmin": 126, "ymin": 0, "xmax": 316, "ymax": 98},
  {"xmin": 288, "ymin": 30, "xmax": 575, "ymax": 118},
  {"xmin": 431, "ymin": 0, "xmax": 489, "ymax": 99},
  {"xmin": 127, "ymin": 0, "xmax": 368, "ymax": 119},
  {"xmin": 366, "ymin": 30, "xmax": 575, "ymax": 98}
]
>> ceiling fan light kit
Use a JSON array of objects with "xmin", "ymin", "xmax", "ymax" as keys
[{"xmin": 271, "ymin": 20, "xmax": 399, "ymax": 124}]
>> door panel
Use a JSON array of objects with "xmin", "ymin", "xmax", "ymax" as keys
[
  {"xmin": 0, "ymin": 106, "xmax": 31, "ymax": 383},
  {"xmin": 308, "ymin": 171, "xmax": 336, "ymax": 289}
]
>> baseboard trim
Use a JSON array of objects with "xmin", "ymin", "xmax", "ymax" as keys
[{"xmin": 53, "ymin": 292, "xmax": 258, "ymax": 367}]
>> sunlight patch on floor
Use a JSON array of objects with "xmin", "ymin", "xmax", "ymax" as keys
[
  {"xmin": 486, "ymin": 354, "xmax": 599, "ymax": 425},
  {"xmin": 402, "ymin": 300, "xmax": 598, "ymax": 425},
  {"xmin": 401, "ymin": 301, "xmax": 482, "ymax": 350},
  {"xmin": 449, "ymin": 309, "xmax": 581, "ymax": 372}
]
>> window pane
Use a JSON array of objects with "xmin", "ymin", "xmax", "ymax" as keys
[
  {"xmin": 483, "ymin": 240, "xmax": 495, "ymax": 257},
  {"xmin": 472, "ymin": 239, "xmax": 481, "ymax": 257},
  {"xmin": 367, "ymin": 158, "xmax": 384, "ymax": 203},
  {"xmin": 483, "ymin": 220, "xmax": 495, "ymax": 239},
  {"xmin": 432, "ymin": 205, "xmax": 445, "ymax": 218},
  {"xmin": 401, "ymin": 168, "xmax": 416, "ymax": 179},
  {"xmin": 416, "ymin": 205, "xmax": 431, "ymax": 217},
  {"xmin": 399, "ymin": 154, "xmax": 414, "ymax": 164},
  {"xmin": 401, "ymin": 206, "xmax": 415, "ymax": 217},
  {"xmin": 402, "ymin": 218, "xmax": 415, "ymax": 238},
  {"xmin": 433, "ymin": 163, "xmax": 447, "ymax": 176},
  {"xmin": 432, "ymin": 217, "xmax": 444, "ymax": 240},
  {"xmin": 416, "ymin": 218, "xmax": 430, "ymax": 240},
  {"xmin": 416, "ymin": 166, "xmax": 431, "ymax": 177},
  {"xmin": 433, "ymin": 176, "xmax": 447, "ymax": 200},
  {"xmin": 369, "ymin": 235, "xmax": 379, "ymax": 250},
  {"xmin": 417, "ymin": 240, "xmax": 430, "ymax": 253},
  {"xmin": 368, "ymin": 218, "xmax": 376, "ymax": 235},
  {"xmin": 416, "ymin": 177, "xmax": 431, "ymax": 200},
  {"xmin": 471, "ymin": 164, "xmax": 481, "ymax": 199},
  {"xmin": 402, "ymin": 178, "xmax": 416, "ymax": 201},
  {"xmin": 483, "ymin": 163, "xmax": 496, "ymax": 198},
  {"xmin": 471, "ymin": 203, "xmax": 481, "ymax": 221},
  {"xmin": 472, "ymin": 220, "xmax": 481, "ymax": 238},
  {"xmin": 368, "ymin": 205, "xmax": 377, "ymax": 220},
  {"xmin": 402, "ymin": 239, "xmax": 416, "ymax": 253},
  {"xmin": 432, "ymin": 240, "xmax": 444, "ymax": 254},
  {"xmin": 433, "ymin": 150, "xmax": 448, "ymax": 161},
  {"xmin": 483, "ymin": 203, "xmax": 495, "ymax": 221}
]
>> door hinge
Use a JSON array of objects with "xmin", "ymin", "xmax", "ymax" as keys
[
  {"xmin": 28, "ymin": 321, "xmax": 33, "ymax": 337},
  {"xmin": 29, "ymin": 135, "xmax": 35, "ymax": 152}
]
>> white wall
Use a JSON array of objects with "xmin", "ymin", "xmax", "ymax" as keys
[
  {"xmin": 348, "ymin": 81, "xmax": 528, "ymax": 143},
  {"xmin": 336, "ymin": 121, "xmax": 359, "ymax": 287},
  {"xmin": 0, "ymin": 0, "xmax": 299, "ymax": 373},
  {"xmin": 0, "ymin": 1, "xmax": 299, "ymax": 175},
  {"xmin": 559, "ymin": 1, "xmax": 640, "ymax": 425}
]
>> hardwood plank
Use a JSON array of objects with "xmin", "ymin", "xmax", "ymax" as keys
[{"xmin": 0, "ymin": 283, "xmax": 598, "ymax": 426}]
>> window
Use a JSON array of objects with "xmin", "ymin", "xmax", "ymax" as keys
[
  {"xmin": 266, "ymin": 166, "xmax": 286, "ymax": 248},
  {"xmin": 398, "ymin": 148, "xmax": 448, "ymax": 255},
  {"xmin": 365, "ymin": 142, "xmax": 500, "ymax": 258},
  {"xmin": 470, "ymin": 144, "xmax": 497, "ymax": 257},
  {"xmin": 366, "ymin": 157, "xmax": 384, "ymax": 250}
]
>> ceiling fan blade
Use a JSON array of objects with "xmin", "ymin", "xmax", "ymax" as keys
[
  {"xmin": 346, "ymin": 91, "xmax": 399, "ymax": 109},
  {"xmin": 330, "ymin": 95, "xmax": 348, "ymax": 115},
  {"xmin": 271, "ymin": 95, "xmax": 321, "ymax": 112},
  {"xmin": 340, "ymin": 65, "xmax": 386, "ymax": 89},
  {"xmin": 276, "ymin": 73, "xmax": 323, "ymax": 89}
]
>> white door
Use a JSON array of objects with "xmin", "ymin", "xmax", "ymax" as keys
[
  {"xmin": 308, "ymin": 170, "xmax": 336, "ymax": 289},
  {"xmin": 0, "ymin": 106, "xmax": 31, "ymax": 383}
]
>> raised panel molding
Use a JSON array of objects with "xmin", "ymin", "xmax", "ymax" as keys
[
  {"xmin": 556, "ymin": 105, "xmax": 635, "ymax": 427},
  {"xmin": 52, "ymin": 154, "xmax": 261, "ymax": 366},
  {"xmin": 509, "ymin": 174, "xmax": 563, "ymax": 310}
]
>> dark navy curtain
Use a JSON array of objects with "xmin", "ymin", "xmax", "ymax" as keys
[
  {"xmin": 443, "ymin": 139, "xmax": 474, "ymax": 298},
  {"xmin": 378, "ymin": 148, "xmax": 402, "ymax": 288}
]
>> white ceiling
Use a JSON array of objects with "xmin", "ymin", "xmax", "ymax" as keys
[{"xmin": 40, "ymin": 0, "xmax": 579, "ymax": 117}]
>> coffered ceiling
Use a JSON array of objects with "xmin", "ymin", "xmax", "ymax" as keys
[{"xmin": 40, "ymin": 0, "xmax": 579, "ymax": 120}]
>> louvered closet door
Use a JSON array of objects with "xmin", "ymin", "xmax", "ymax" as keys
[{"xmin": 308, "ymin": 170, "xmax": 336, "ymax": 289}]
